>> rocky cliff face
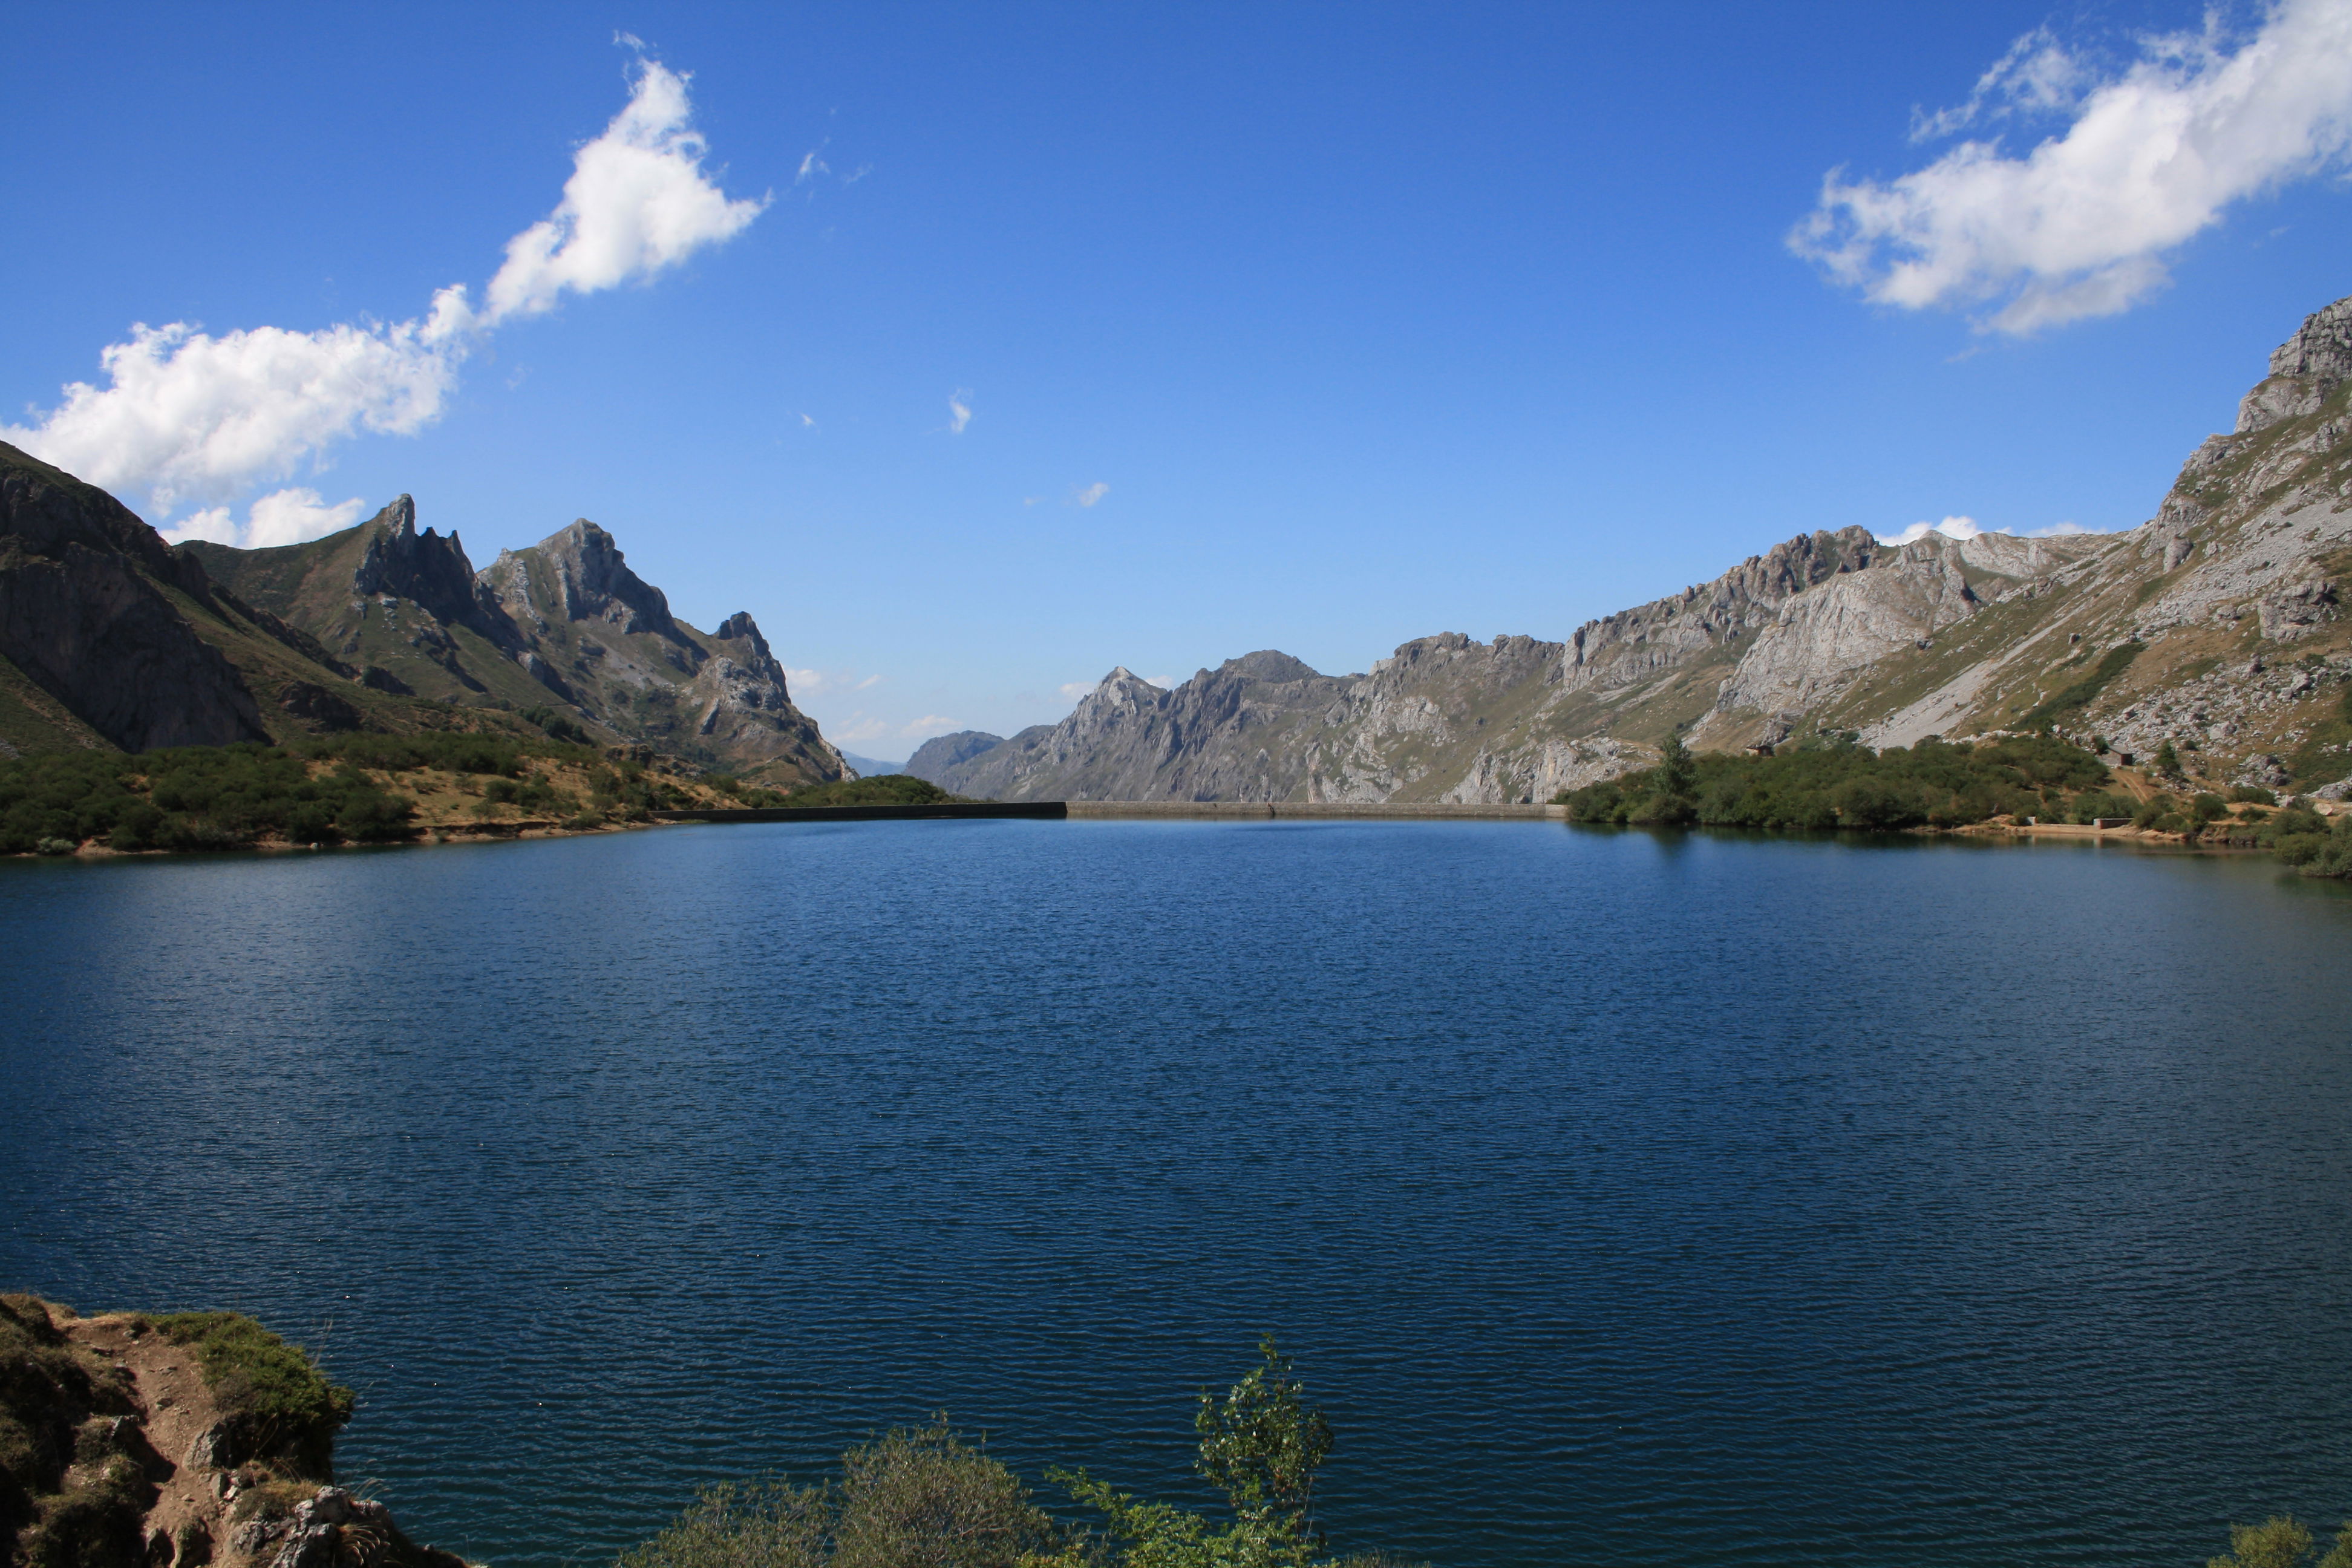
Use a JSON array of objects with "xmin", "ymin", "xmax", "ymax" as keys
[
  {"xmin": 194, "ymin": 505, "xmax": 843, "ymax": 786},
  {"xmin": 918, "ymin": 297, "xmax": 2352, "ymax": 803},
  {"xmin": 913, "ymin": 531, "xmax": 1887, "ymax": 802},
  {"xmin": 477, "ymin": 521, "xmax": 843, "ymax": 785},
  {"xmin": 0, "ymin": 441, "xmax": 412, "ymax": 755}
]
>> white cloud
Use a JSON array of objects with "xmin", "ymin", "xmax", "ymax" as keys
[
  {"xmin": 482, "ymin": 59, "xmax": 767, "ymax": 325},
  {"xmin": 795, "ymin": 149, "xmax": 830, "ymax": 183},
  {"xmin": 1875, "ymin": 514, "xmax": 2115, "ymax": 544},
  {"xmin": 900, "ymin": 714, "xmax": 959, "ymax": 738},
  {"xmin": 1795, "ymin": 0, "xmax": 2352, "ymax": 334},
  {"xmin": 160, "ymin": 486, "xmax": 366, "ymax": 549},
  {"xmin": 948, "ymin": 390, "xmax": 973, "ymax": 434},
  {"xmin": 1909, "ymin": 28, "xmax": 2088, "ymax": 143},
  {"xmin": 1877, "ymin": 515, "xmax": 1984, "ymax": 546},
  {"xmin": 1141, "ymin": 675, "xmax": 1175, "ymax": 690},
  {"xmin": 3, "ymin": 295, "xmax": 470, "ymax": 515},
  {"xmin": 1059, "ymin": 681, "xmax": 1094, "ymax": 700},
  {"xmin": 5, "ymin": 51, "xmax": 761, "ymax": 521},
  {"xmin": 786, "ymin": 667, "xmax": 825, "ymax": 691},
  {"xmin": 1074, "ymin": 481, "xmax": 1109, "ymax": 507},
  {"xmin": 833, "ymin": 717, "xmax": 890, "ymax": 743}
]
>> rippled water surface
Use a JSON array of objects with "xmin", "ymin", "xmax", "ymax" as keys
[{"xmin": 5, "ymin": 820, "xmax": 2351, "ymax": 1567}]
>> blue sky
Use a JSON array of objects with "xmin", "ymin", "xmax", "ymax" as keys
[{"xmin": 9, "ymin": 2, "xmax": 2352, "ymax": 755}]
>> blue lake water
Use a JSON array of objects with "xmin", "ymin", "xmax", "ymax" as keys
[{"xmin": 4, "ymin": 820, "xmax": 2351, "ymax": 1568}]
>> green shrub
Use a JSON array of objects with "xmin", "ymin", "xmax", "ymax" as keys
[
  {"xmin": 773, "ymin": 776, "xmax": 967, "ymax": 809},
  {"xmin": 619, "ymin": 1479, "xmax": 829, "ymax": 1568},
  {"xmin": 624, "ymin": 1344, "xmax": 1422, "ymax": 1568},
  {"xmin": 2069, "ymin": 791, "xmax": 2134, "ymax": 823},
  {"xmin": 1, "ymin": 742, "xmax": 421, "ymax": 854},
  {"xmin": 1556, "ymin": 734, "xmax": 2106, "ymax": 833},
  {"xmin": 2206, "ymin": 1514, "xmax": 2352, "ymax": 1568},
  {"xmin": 153, "ymin": 1313, "xmax": 353, "ymax": 1478},
  {"xmin": 2230, "ymin": 785, "xmax": 2279, "ymax": 805}
]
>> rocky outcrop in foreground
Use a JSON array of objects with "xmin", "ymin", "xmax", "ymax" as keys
[
  {"xmin": 916, "ymin": 298, "xmax": 2352, "ymax": 804},
  {"xmin": 0, "ymin": 1295, "xmax": 464, "ymax": 1568}
]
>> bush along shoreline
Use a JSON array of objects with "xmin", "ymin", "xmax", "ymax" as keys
[
  {"xmin": 0, "ymin": 734, "xmax": 966, "ymax": 858},
  {"xmin": 623, "ymin": 1338, "xmax": 1419, "ymax": 1568},
  {"xmin": 1555, "ymin": 733, "xmax": 2352, "ymax": 879}
]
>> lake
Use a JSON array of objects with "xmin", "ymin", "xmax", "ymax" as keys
[{"xmin": 4, "ymin": 820, "xmax": 2350, "ymax": 1567}]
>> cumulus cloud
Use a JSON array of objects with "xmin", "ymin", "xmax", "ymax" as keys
[
  {"xmin": 1878, "ymin": 515, "xmax": 1984, "ymax": 545},
  {"xmin": 481, "ymin": 59, "xmax": 767, "ymax": 325},
  {"xmin": 161, "ymin": 487, "xmax": 367, "ymax": 550},
  {"xmin": 900, "ymin": 714, "xmax": 959, "ymax": 738},
  {"xmin": 1794, "ymin": 0, "xmax": 2352, "ymax": 334},
  {"xmin": 947, "ymin": 390, "xmax": 973, "ymax": 434},
  {"xmin": 1875, "ymin": 514, "xmax": 2113, "ymax": 544},
  {"xmin": 1074, "ymin": 481, "xmax": 1109, "ymax": 507},
  {"xmin": 4, "ymin": 51, "xmax": 762, "ymax": 538},
  {"xmin": 3, "ymin": 293, "xmax": 470, "ymax": 517}
]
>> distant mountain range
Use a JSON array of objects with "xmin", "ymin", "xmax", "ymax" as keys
[
  {"xmin": 0, "ymin": 445, "xmax": 841, "ymax": 787},
  {"xmin": 10, "ymin": 296, "xmax": 2350, "ymax": 807},
  {"xmin": 911, "ymin": 298, "xmax": 2352, "ymax": 803},
  {"xmin": 839, "ymin": 752, "xmax": 907, "ymax": 778}
]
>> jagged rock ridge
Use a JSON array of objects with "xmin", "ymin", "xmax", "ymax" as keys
[
  {"xmin": 194, "ymin": 505, "xmax": 844, "ymax": 786},
  {"xmin": 918, "ymin": 296, "xmax": 2352, "ymax": 802}
]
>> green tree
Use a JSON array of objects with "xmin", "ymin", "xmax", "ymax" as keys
[
  {"xmin": 1049, "ymin": 1338, "xmax": 1342, "ymax": 1568},
  {"xmin": 2154, "ymin": 739, "xmax": 2183, "ymax": 777},
  {"xmin": 2208, "ymin": 1515, "xmax": 2352, "ymax": 1568},
  {"xmin": 1658, "ymin": 731, "xmax": 1696, "ymax": 799}
]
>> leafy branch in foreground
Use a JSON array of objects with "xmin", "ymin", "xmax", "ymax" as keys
[
  {"xmin": 620, "ymin": 1342, "xmax": 1415, "ymax": 1568},
  {"xmin": 1042, "ymin": 1336, "xmax": 1342, "ymax": 1568},
  {"xmin": 2208, "ymin": 1515, "xmax": 2352, "ymax": 1568}
]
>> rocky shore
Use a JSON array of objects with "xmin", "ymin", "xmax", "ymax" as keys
[{"xmin": 0, "ymin": 1295, "xmax": 466, "ymax": 1568}]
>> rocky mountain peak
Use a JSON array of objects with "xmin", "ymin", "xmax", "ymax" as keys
[
  {"xmin": 349, "ymin": 495, "xmax": 486, "ymax": 632},
  {"xmin": 1226, "ymin": 650, "xmax": 1325, "ymax": 684},
  {"xmin": 711, "ymin": 610, "xmax": 773, "ymax": 659},
  {"xmin": 2238, "ymin": 294, "xmax": 2352, "ymax": 433},
  {"xmin": 518, "ymin": 519, "xmax": 683, "ymax": 640}
]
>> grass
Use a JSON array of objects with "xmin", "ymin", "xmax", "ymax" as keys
[
  {"xmin": 154, "ymin": 1312, "xmax": 353, "ymax": 1478},
  {"xmin": 0, "ymin": 1296, "xmax": 143, "ymax": 1565},
  {"xmin": 2017, "ymin": 642, "xmax": 2143, "ymax": 730}
]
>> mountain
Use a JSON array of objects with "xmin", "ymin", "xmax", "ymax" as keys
[
  {"xmin": 0, "ymin": 440, "xmax": 476, "ymax": 758},
  {"xmin": 189, "ymin": 503, "xmax": 844, "ymax": 786},
  {"xmin": 839, "ymin": 751, "xmax": 908, "ymax": 777},
  {"xmin": 915, "ymin": 297, "xmax": 2352, "ymax": 803}
]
